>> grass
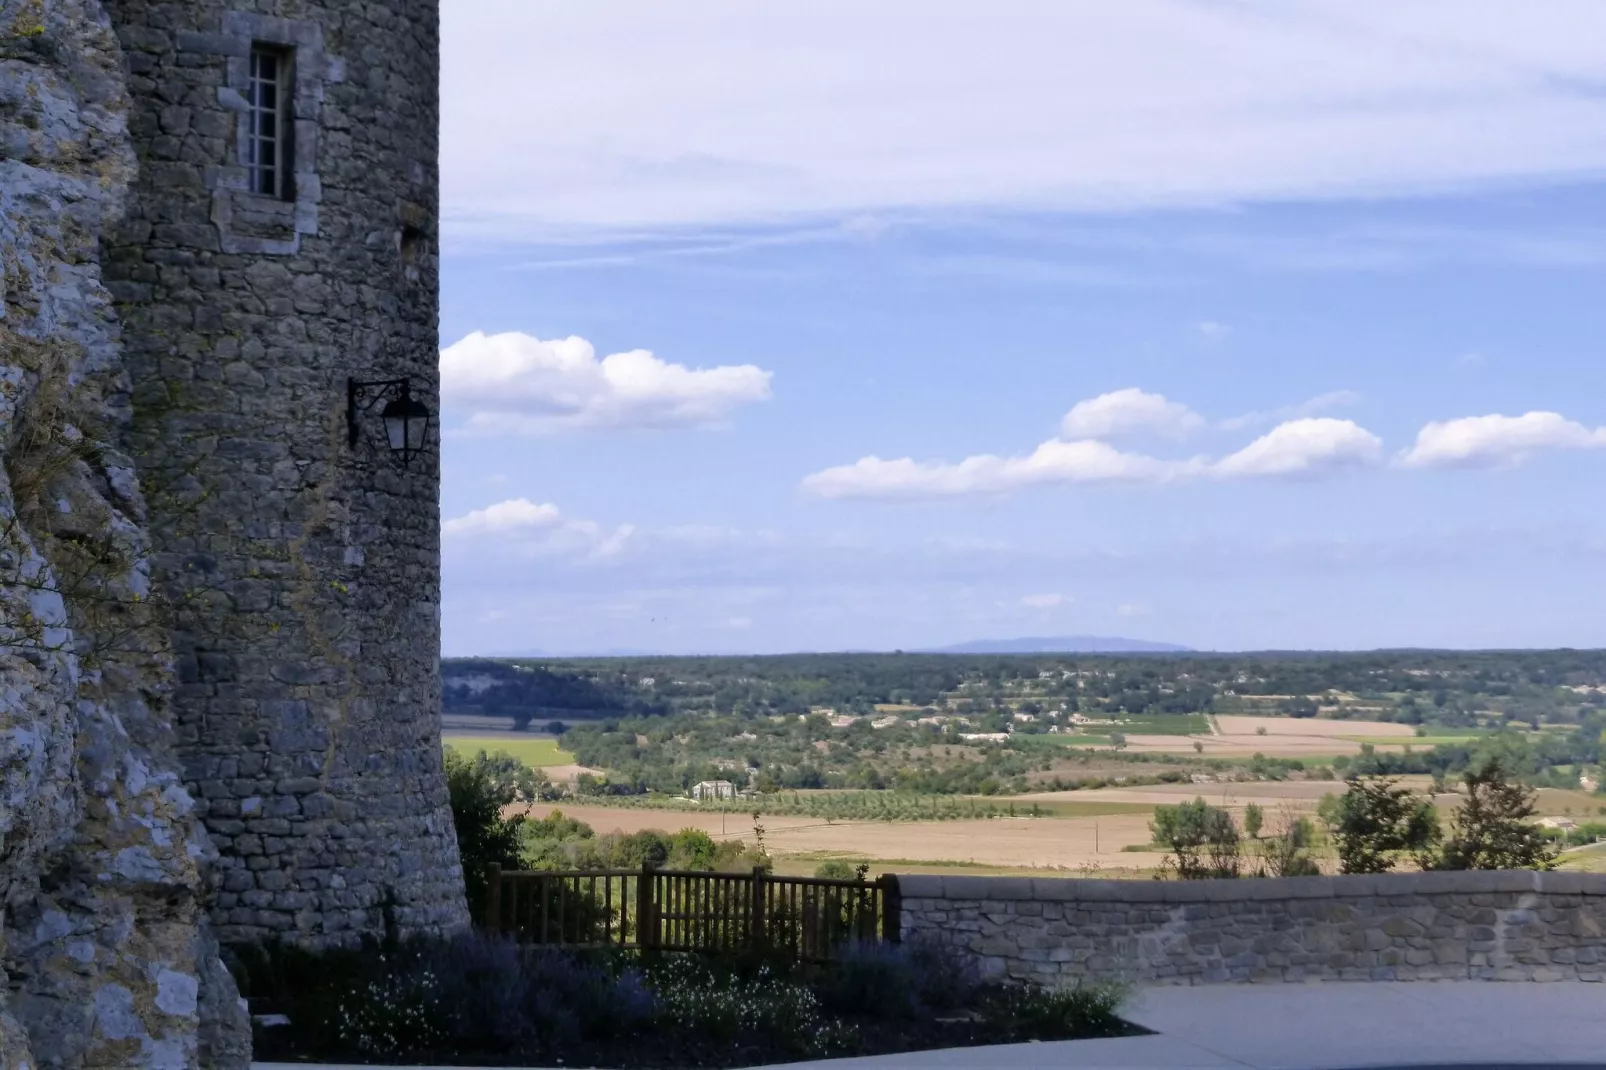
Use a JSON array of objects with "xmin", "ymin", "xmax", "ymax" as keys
[{"xmin": 443, "ymin": 735, "xmax": 576, "ymax": 768}]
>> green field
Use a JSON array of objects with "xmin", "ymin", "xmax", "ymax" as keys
[{"xmin": 444, "ymin": 736, "xmax": 575, "ymax": 768}]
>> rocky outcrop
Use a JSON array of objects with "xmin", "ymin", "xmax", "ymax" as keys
[{"xmin": 1, "ymin": 0, "xmax": 249, "ymax": 1065}]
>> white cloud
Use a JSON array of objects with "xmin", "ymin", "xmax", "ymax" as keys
[
  {"xmin": 801, "ymin": 439, "xmax": 1197, "ymax": 501},
  {"xmin": 1397, "ymin": 411, "xmax": 1606, "ymax": 470},
  {"xmin": 443, "ymin": 498, "xmax": 636, "ymax": 558},
  {"xmin": 1211, "ymin": 418, "xmax": 1384, "ymax": 479},
  {"xmin": 442, "ymin": 498, "xmax": 564, "ymax": 537},
  {"xmin": 443, "ymin": 2, "xmax": 1606, "ymax": 236},
  {"xmin": 440, "ymin": 331, "xmax": 772, "ymax": 434},
  {"xmin": 1061, "ymin": 388, "xmax": 1205, "ymax": 440},
  {"xmin": 1218, "ymin": 390, "xmax": 1362, "ymax": 432},
  {"xmin": 1021, "ymin": 593, "xmax": 1070, "ymax": 609},
  {"xmin": 803, "ymin": 388, "xmax": 1384, "ymax": 500},
  {"xmin": 1195, "ymin": 321, "xmax": 1230, "ymax": 341},
  {"xmin": 1116, "ymin": 603, "xmax": 1149, "ymax": 618}
]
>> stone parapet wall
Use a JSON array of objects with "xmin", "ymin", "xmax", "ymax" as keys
[{"xmin": 896, "ymin": 871, "xmax": 1606, "ymax": 985}]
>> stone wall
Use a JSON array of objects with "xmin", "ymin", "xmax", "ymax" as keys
[
  {"xmin": 101, "ymin": 0, "xmax": 468, "ymax": 946},
  {"xmin": 1, "ymin": 0, "xmax": 248, "ymax": 1065},
  {"xmin": 897, "ymin": 871, "xmax": 1606, "ymax": 985}
]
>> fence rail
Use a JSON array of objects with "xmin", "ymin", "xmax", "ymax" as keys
[{"xmin": 485, "ymin": 864, "xmax": 900, "ymax": 961}]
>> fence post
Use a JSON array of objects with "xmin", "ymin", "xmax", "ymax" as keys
[
  {"xmin": 749, "ymin": 865, "xmax": 767, "ymax": 953},
  {"xmin": 485, "ymin": 863, "xmax": 502, "ymax": 937},
  {"xmin": 637, "ymin": 861, "xmax": 657, "ymax": 951},
  {"xmin": 879, "ymin": 874, "xmax": 901, "ymax": 945}
]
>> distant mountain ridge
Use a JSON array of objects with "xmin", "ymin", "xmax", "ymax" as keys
[{"xmin": 921, "ymin": 635, "xmax": 1192, "ymax": 654}]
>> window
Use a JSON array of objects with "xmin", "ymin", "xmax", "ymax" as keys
[{"xmin": 246, "ymin": 45, "xmax": 293, "ymax": 199}]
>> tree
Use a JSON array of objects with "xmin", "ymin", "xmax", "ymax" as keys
[
  {"xmin": 1321, "ymin": 776, "xmax": 1440, "ymax": 874},
  {"xmin": 1193, "ymin": 740, "xmax": 1204, "ymax": 754},
  {"xmin": 444, "ymin": 747, "xmax": 526, "ymax": 925},
  {"xmin": 1243, "ymin": 802, "xmax": 1264, "ymax": 840},
  {"xmin": 1109, "ymin": 732, "xmax": 1127, "ymax": 752},
  {"xmin": 1430, "ymin": 758, "xmax": 1559, "ymax": 871},
  {"xmin": 1151, "ymin": 798, "xmax": 1241, "ymax": 879},
  {"xmin": 545, "ymin": 720, "xmax": 568, "ymax": 736}
]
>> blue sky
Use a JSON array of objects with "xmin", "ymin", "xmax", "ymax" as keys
[{"xmin": 436, "ymin": 2, "xmax": 1606, "ymax": 656}]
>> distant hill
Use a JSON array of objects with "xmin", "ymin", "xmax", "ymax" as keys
[{"xmin": 922, "ymin": 635, "xmax": 1192, "ymax": 654}]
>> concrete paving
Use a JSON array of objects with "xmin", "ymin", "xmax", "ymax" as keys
[{"xmin": 255, "ymin": 980, "xmax": 1606, "ymax": 1070}]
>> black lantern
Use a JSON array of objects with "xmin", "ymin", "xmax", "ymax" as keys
[{"xmin": 348, "ymin": 376, "xmax": 432, "ymax": 465}]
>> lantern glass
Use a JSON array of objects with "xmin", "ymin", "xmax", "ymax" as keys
[{"xmin": 380, "ymin": 396, "xmax": 431, "ymax": 459}]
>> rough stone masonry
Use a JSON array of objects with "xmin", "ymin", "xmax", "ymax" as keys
[
  {"xmin": 898, "ymin": 870, "xmax": 1606, "ymax": 986},
  {"xmin": 2, "ymin": 0, "xmax": 465, "ymax": 1066}
]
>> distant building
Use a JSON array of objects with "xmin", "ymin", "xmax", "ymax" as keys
[{"xmin": 689, "ymin": 780, "xmax": 738, "ymax": 802}]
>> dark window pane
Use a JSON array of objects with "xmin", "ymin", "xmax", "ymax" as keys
[{"xmin": 260, "ymin": 142, "xmax": 275, "ymax": 168}]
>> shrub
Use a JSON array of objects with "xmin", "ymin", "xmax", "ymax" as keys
[
  {"xmin": 1320, "ymin": 776, "xmax": 1439, "ymax": 874},
  {"xmin": 237, "ymin": 934, "xmax": 653, "ymax": 1062},
  {"xmin": 998, "ymin": 979, "xmax": 1129, "ymax": 1035},
  {"xmin": 1254, "ymin": 812, "xmax": 1321, "ymax": 877},
  {"xmin": 815, "ymin": 937, "xmax": 980, "ymax": 1020},
  {"xmin": 813, "ymin": 859, "xmax": 857, "ymax": 879},
  {"xmin": 644, "ymin": 955, "xmax": 849, "ymax": 1057}
]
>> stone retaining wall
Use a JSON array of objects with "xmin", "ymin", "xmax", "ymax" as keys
[{"xmin": 896, "ymin": 871, "xmax": 1606, "ymax": 985}]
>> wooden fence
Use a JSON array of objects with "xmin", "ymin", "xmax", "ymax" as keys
[{"xmin": 484, "ymin": 864, "xmax": 901, "ymax": 961}]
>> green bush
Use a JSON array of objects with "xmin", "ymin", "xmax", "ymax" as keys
[
  {"xmin": 1151, "ymin": 798, "xmax": 1241, "ymax": 879},
  {"xmin": 444, "ymin": 748, "xmax": 526, "ymax": 924}
]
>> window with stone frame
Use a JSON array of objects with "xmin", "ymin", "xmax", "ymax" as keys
[{"xmin": 246, "ymin": 44, "xmax": 295, "ymax": 200}]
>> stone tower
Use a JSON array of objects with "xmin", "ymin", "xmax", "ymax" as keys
[{"xmin": 100, "ymin": 0, "xmax": 469, "ymax": 945}]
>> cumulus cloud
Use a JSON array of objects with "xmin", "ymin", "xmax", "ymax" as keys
[
  {"xmin": 802, "ymin": 388, "xmax": 1388, "ymax": 501},
  {"xmin": 443, "ymin": 498, "xmax": 635, "ymax": 558},
  {"xmin": 1210, "ymin": 418, "xmax": 1384, "ymax": 479},
  {"xmin": 1397, "ymin": 411, "xmax": 1606, "ymax": 470},
  {"xmin": 1061, "ymin": 388, "xmax": 1205, "ymax": 440},
  {"xmin": 801, "ymin": 439, "xmax": 1198, "ymax": 501},
  {"xmin": 1021, "ymin": 593, "xmax": 1070, "ymax": 609},
  {"xmin": 440, "ymin": 331, "xmax": 772, "ymax": 434}
]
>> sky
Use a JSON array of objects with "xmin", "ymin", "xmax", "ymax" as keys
[{"xmin": 436, "ymin": 1, "xmax": 1606, "ymax": 656}]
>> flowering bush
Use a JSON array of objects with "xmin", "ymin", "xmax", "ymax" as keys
[
  {"xmin": 333, "ymin": 963, "xmax": 445, "ymax": 1057},
  {"xmin": 645, "ymin": 956, "xmax": 852, "ymax": 1056},
  {"xmin": 238, "ymin": 933, "xmax": 1132, "ymax": 1067}
]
